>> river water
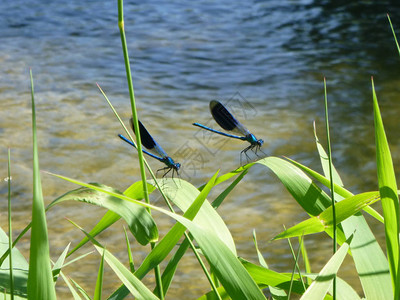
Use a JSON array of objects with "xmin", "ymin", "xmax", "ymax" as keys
[{"xmin": 1, "ymin": 1, "xmax": 400, "ymax": 298}]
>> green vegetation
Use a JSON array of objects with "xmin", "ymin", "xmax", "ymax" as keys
[{"xmin": 1, "ymin": 3, "xmax": 399, "ymax": 300}]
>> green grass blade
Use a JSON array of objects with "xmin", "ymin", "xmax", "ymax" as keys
[
  {"xmin": 59, "ymin": 272, "xmax": 83, "ymax": 300},
  {"xmin": 252, "ymin": 230, "xmax": 268, "ymax": 269},
  {"xmin": 27, "ymin": 69, "xmax": 56, "ymax": 300},
  {"xmin": 134, "ymin": 173, "xmax": 219, "ymax": 279},
  {"xmin": 300, "ymin": 236, "xmax": 352, "ymax": 300},
  {"xmin": 286, "ymin": 154, "xmax": 391, "ymax": 299},
  {"xmin": 123, "ymin": 227, "xmax": 135, "ymax": 273},
  {"xmin": 372, "ymin": 78, "xmax": 400, "ymax": 298},
  {"xmin": 52, "ymin": 243, "xmax": 70, "ymax": 282},
  {"xmin": 94, "ymin": 246, "xmax": 158, "ymax": 300},
  {"xmin": 159, "ymin": 237, "xmax": 191, "ymax": 295},
  {"xmin": 273, "ymin": 192, "xmax": 380, "ymax": 240},
  {"xmin": 323, "ymin": 80, "xmax": 337, "ymax": 283},
  {"xmin": 7, "ymin": 148, "xmax": 14, "ymax": 300},
  {"xmin": 387, "ymin": 14, "xmax": 400, "ymax": 57},
  {"xmin": 285, "ymin": 156, "xmax": 383, "ymax": 222},
  {"xmin": 299, "ymin": 236, "xmax": 312, "ymax": 286},
  {"xmin": 239, "ymin": 258, "xmax": 307, "ymax": 295},
  {"xmin": 67, "ymin": 182, "xmax": 156, "ymax": 256},
  {"xmin": 70, "ymin": 277, "xmax": 91, "ymax": 300},
  {"xmin": 94, "ymin": 248, "xmax": 105, "ymax": 300},
  {"xmin": 313, "ymin": 121, "xmax": 343, "ymax": 186},
  {"xmin": 50, "ymin": 172, "xmax": 219, "ymax": 299},
  {"xmin": 48, "ymin": 183, "xmax": 158, "ymax": 246},
  {"xmin": 51, "ymin": 172, "xmax": 264, "ymax": 299},
  {"xmin": 212, "ymin": 169, "xmax": 248, "ymax": 209},
  {"xmin": 157, "ymin": 178, "xmax": 236, "ymax": 254},
  {"xmin": 257, "ymin": 157, "xmax": 331, "ymax": 216}
]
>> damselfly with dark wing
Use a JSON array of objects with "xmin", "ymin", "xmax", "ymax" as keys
[
  {"xmin": 119, "ymin": 118, "xmax": 181, "ymax": 177},
  {"xmin": 193, "ymin": 100, "xmax": 264, "ymax": 163}
]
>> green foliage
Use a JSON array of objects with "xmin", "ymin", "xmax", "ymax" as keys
[
  {"xmin": 2, "ymin": 4, "xmax": 400, "ymax": 300},
  {"xmin": 27, "ymin": 70, "xmax": 57, "ymax": 300}
]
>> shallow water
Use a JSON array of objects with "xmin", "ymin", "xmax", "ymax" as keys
[{"xmin": 1, "ymin": 1, "xmax": 400, "ymax": 298}]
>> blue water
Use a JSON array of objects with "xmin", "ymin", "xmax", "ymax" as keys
[{"xmin": 1, "ymin": 1, "xmax": 400, "ymax": 297}]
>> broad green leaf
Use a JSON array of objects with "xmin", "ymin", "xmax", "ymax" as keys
[
  {"xmin": 27, "ymin": 70, "xmax": 57, "ymax": 300},
  {"xmin": 372, "ymin": 78, "xmax": 399, "ymax": 298},
  {"xmin": 300, "ymin": 237, "xmax": 351, "ymax": 299},
  {"xmin": 48, "ymin": 183, "xmax": 158, "ymax": 246},
  {"xmin": 257, "ymin": 157, "xmax": 346, "ymax": 244},
  {"xmin": 94, "ymin": 246, "xmax": 158, "ymax": 300},
  {"xmin": 240, "ymin": 258, "xmax": 306, "ymax": 294},
  {"xmin": 258, "ymin": 157, "xmax": 331, "ymax": 216},
  {"xmin": 304, "ymin": 274, "xmax": 360, "ymax": 300},
  {"xmin": 286, "ymin": 157, "xmax": 383, "ymax": 223},
  {"xmin": 0, "ymin": 227, "xmax": 28, "ymax": 299},
  {"xmin": 51, "ymin": 172, "xmax": 265, "ymax": 299},
  {"xmin": 159, "ymin": 174, "xmax": 245, "ymax": 296},
  {"xmin": 66, "ymin": 181, "xmax": 156, "ymax": 257},
  {"xmin": 273, "ymin": 192, "xmax": 380, "ymax": 240},
  {"xmin": 134, "ymin": 174, "xmax": 219, "ymax": 279},
  {"xmin": 287, "ymin": 155, "xmax": 391, "ymax": 299},
  {"xmin": 157, "ymin": 178, "xmax": 236, "ymax": 254}
]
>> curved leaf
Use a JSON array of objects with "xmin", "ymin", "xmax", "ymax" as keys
[{"xmin": 48, "ymin": 183, "xmax": 158, "ymax": 246}]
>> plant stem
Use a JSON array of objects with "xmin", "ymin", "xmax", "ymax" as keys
[
  {"xmin": 324, "ymin": 77, "xmax": 336, "ymax": 299},
  {"xmin": 8, "ymin": 148, "xmax": 14, "ymax": 300},
  {"xmin": 117, "ymin": 1, "xmax": 163, "ymax": 298}
]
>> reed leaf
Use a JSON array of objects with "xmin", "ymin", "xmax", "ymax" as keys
[
  {"xmin": 300, "ymin": 236, "xmax": 352, "ymax": 299},
  {"xmin": 48, "ymin": 183, "xmax": 158, "ymax": 246},
  {"xmin": 27, "ymin": 69, "xmax": 56, "ymax": 300},
  {"xmin": 372, "ymin": 78, "xmax": 399, "ymax": 298}
]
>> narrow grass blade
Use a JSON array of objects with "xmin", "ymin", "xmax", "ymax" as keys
[
  {"xmin": 123, "ymin": 227, "xmax": 135, "ymax": 272},
  {"xmin": 299, "ymin": 236, "xmax": 312, "ymax": 286},
  {"xmin": 372, "ymin": 78, "xmax": 400, "ymax": 297},
  {"xmin": 273, "ymin": 192, "xmax": 380, "ymax": 240},
  {"xmin": 48, "ymin": 183, "xmax": 158, "ymax": 246},
  {"xmin": 52, "ymin": 243, "xmax": 70, "ymax": 282},
  {"xmin": 212, "ymin": 169, "xmax": 248, "ymax": 209},
  {"xmin": 307, "ymin": 124, "xmax": 393, "ymax": 299},
  {"xmin": 59, "ymin": 272, "xmax": 83, "ymax": 300},
  {"xmin": 93, "ymin": 246, "xmax": 158, "ymax": 300},
  {"xmin": 70, "ymin": 277, "xmax": 93, "ymax": 300},
  {"xmin": 253, "ymin": 230, "xmax": 287, "ymax": 298},
  {"xmin": 159, "ymin": 237, "xmax": 191, "ymax": 295},
  {"xmin": 27, "ymin": 69, "xmax": 56, "ymax": 300},
  {"xmin": 93, "ymin": 248, "xmax": 105, "ymax": 300},
  {"xmin": 387, "ymin": 14, "xmax": 400, "ymax": 57},
  {"xmin": 300, "ymin": 236, "xmax": 352, "ymax": 299},
  {"xmin": 7, "ymin": 148, "xmax": 14, "ymax": 299}
]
